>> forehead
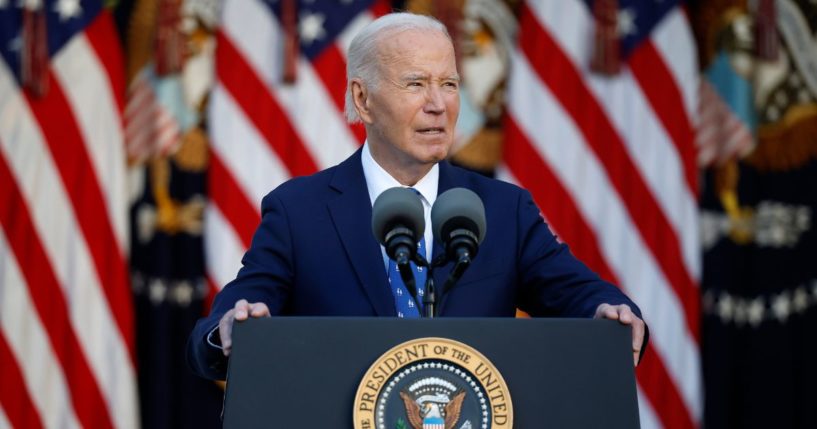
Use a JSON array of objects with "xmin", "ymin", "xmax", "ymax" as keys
[{"xmin": 376, "ymin": 29, "xmax": 456, "ymax": 74}]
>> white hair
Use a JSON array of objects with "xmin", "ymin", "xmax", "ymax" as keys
[{"xmin": 344, "ymin": 12, "xmax": 451, "ymax": 123}]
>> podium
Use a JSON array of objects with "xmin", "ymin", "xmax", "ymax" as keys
[{"xmin": 224, "ymin": 317, "xmax": 640, "ymax": 428}]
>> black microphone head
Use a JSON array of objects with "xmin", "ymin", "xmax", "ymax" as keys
[
  {"xmin": 431, "ymin": 188, "xmax": 486, "ymax": 246},
  {"xmin": 371, "ymin": 187, "xmax": 425, "ymax": 245}
]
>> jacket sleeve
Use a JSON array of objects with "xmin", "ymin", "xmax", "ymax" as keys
[
  {"xmin": 186, "ymin": 191, "xmax": 295, "ymax": 380},
  {"xmin": 513, "ymin": 189, "xmax": 644, "ymax": 320}
]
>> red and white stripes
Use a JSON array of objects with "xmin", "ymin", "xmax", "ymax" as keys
[
  {"xmin": 205, "ymin": 0, "xmax": 388, "ymax": 292},
  {"xmin": 505, "ymin": 1, "xmax": 701, "ymax": 428},
  {"xmin": 124, "ymin": 71, "xmax": 181, "ymax": 163},
  {"xmin": 0, "ymin": 11, "xmax": 138, "ymax": 429},
  {"xmin": 207, "ymin": 2, "xmax": 702, "ymax": 428},
  {"xmin": 696, "ymin": 79, "xmax": 754, "ymax": 166}
]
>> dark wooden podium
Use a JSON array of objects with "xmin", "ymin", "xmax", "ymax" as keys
[{"xmin": 223, "ymin": 317, "xmax": 640, "ymax": 428}]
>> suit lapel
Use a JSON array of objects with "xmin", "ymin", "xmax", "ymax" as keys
[{"xmin": 327, "ymin": 150, "xmax": 395, "ymax": 316}]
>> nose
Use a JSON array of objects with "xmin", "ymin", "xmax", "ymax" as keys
[{"xmin": 423, "ymin": 85, "xmax": 446, "ymax": 114}]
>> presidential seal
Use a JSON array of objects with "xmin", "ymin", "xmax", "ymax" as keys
[{"xmin": 353, "ymin": 338, "xmax": 512, "ymax": 429}]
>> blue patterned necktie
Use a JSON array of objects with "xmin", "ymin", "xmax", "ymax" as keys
[
  {"xmin": 387, "ymin": 188, "xmax": 427, "ymax": 318},
  {"xmin": 388, "ymin": 236, "xmax": 427, "ymax": 318}
]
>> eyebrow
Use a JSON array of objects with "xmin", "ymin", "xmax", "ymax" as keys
[{"xmin": 401, "ymin": 73, "xmax": 461, "ymax": 82}]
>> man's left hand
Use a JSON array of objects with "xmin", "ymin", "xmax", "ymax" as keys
[{"xmin": 594, "ymin": 303, "xmax": 645, "ymax": 366}]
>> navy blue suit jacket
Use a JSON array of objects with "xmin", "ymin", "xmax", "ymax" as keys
[{"xmin": 188, "ymin": 149, "xmax": 642, "ymax": 379}]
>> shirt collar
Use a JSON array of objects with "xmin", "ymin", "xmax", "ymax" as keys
[{"xmin": 361, "ymin": 142, "xmax": 439, "ymax": 209}]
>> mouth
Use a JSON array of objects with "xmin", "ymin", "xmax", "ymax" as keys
[{"xmin": 416, "ymin": 127, "xmax": 446, "ymax": 135}]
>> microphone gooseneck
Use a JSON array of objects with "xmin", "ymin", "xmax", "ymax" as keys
[{"xmin": 431, "ymin": 188, "xmax": 486, "ymax": 296}]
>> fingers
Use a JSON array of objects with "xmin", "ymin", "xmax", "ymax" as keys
[
  {"xmin": 249, "ymin": 302, "xmax": 271, "ymax": 318},
  {"xmin": 594, "ymin": 303, "xmax": 634, "ymax": 322},
  {"xmin": 630, "ymin": 314, "xmax": 646, "ymax": 367},
  {"xmin": 617, "ymin": 305, "xmax": 635, "ymax": 324},
  {"xmin": 218, "ymin": 300, "xmax": 272, "ymax": 357},
  {"xmin": 218, "ymin": 309, "xmax": 236, "ymax": 357},
  {"xmin": 594, "ymin": 303, "xmax": 621, "ymax": 320},
  {"xmin": 234, "ymin": 299, "xmax": 250, "ymax": 321},
  {"xmin": 594, "ymin": 303, "xmax": 646, "ymax": 366},
  {"xmin": 234, "ymin": 299, "xmax": 271, "ymax": 320}
]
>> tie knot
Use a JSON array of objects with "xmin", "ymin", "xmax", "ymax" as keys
[{"xmin": 408, "ymin": 188, "xmax": 425, "ymax": 205}]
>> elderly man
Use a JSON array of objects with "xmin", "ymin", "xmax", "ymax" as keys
[{"xmin": 187, "ymin": 12, "xmax": 646, "ymax": 380}]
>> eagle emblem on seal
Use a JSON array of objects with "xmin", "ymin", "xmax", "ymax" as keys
[{"xmin": 399, "ymin": 377, "xmax": 466, "ymax": 429}]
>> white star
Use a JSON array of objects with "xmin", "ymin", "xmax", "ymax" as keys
[
  {"xmin": 717, "ymin": 293, "xmax": 734, "ymax": 322},
  {"xmin": 299, "ymin": 11, "xmax": 326, "ymax": 45},
  {"xmin": 0, "ymin": 0, "xmax": 9, "ymax": 9},
  {"xmin": 172, "ymin": 281, "xmax": 195, "ymax": 307},
  {"xmin": 19, "ymin": 0, "xmax": 42, "ymax": 11},
  {"xmin": 772, "ymin": 292, "xmax": 791, "ymax": 322},
  {"xmin": 747, "ymin": 298, "xmax": 765, "ymax": 327},
  {"xmin": 149, "ymin": 279, "xmax": 168, "ymax": 305},
  {"xmin": 617, "ymin": 8, "xmax": 637, "ymax": 37},
  {"xmin": 54, "ymin": 0, "xmax": 81, "ymax": 21},
  {"xmin": 793, "ymin": 287, "xmax": 809, "ymax": 313},
  {"xmin": 767, "ymin": 105, "xmax": 780, "ymax": 121},
  {"xmin": 136, "ymin": 204, "xmax": 157, "ymax": 244},
  {"xmin": 6, "ymin": 35, "xmax": 22, "ymax": 53}
]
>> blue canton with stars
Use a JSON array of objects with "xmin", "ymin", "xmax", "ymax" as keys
[
  {"xmin": 0, "ymin": 0, "xmax": 101, "ymax": 84},
  {"xmin": 583, "ymin": 0, "xmax": 681, "ymax": 58},
  {"xmin": 261, "ymin": 0, "xmax": 377, "ymax": 61}
]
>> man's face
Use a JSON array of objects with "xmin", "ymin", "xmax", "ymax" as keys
[{"xmin": 361, "ymin": 29, "xmax": 460, "ymax": 172}]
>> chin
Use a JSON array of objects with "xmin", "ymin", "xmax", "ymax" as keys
[
  {"xmin": 418, "ymin": 140, "xmax": 452, "ymax": 160},
  {"xmin": 423, "ymin": 146, "xmax": 450, "ymax": 163}
]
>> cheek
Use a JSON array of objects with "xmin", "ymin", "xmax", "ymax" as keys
[{"xmin": 447, "ymin": 96, "xmax": 460, "ymax": 118}]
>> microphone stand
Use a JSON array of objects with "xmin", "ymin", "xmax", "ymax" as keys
[
  {"xmin": 411, "ymin": 254, "xmax": 434, "ymax": 318},
  {"xmin": 423, "ymin": 249, "xmax": 474, "ymax": 318},
  {"xmin": 412, "ymin": 249, "xmax": 475, "ymax": 318}
]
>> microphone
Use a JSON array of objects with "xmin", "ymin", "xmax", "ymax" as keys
[
  {"xmin": 431, "ymin": 188, "xmax": 486, "ymax": 293},
  {"xmin": 371, "ymin": 187, "xmax": 426, "ymax": 300}
]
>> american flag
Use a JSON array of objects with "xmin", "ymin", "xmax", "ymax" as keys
[
  {"xmin": 0, "ymin": 0, "xmax": 138, "ymax": 428},
  {"xmin": 208, "ymin": 1, "xmax": 701, "ymax": 428},
  {"xmin": 503, "ymin": 0, "xmax": 701, "ymax": 428},
  {"xmin": 205, "ymin": 0, "xmax": 389, "ymax": 293}
]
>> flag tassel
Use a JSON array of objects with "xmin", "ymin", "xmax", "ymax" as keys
[
  {"xmin": 156, "ymin": 0, "xmax": 186, "ymax": 76},
  {"xmin": 755, "ymin": 0, "xmax": 779, "ymax": 60},
  {"xmin": 22, "ymin": 6, "xmax": 49, "ymax": 97},
  {"xmin": 282, "ymin": 0, "xmax": 298, "ymax": 84},
  {"xmin": 590, "ymin": 0, "xmax": 621, "ymax": 75}
]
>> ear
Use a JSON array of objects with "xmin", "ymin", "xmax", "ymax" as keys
[{"xmin": 351, "ymin": 79, "xmax": 374, "ymax": 124}]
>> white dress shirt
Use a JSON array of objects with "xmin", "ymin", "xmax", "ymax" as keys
[{"xmin": 361, "ymin": 142, "xmax": 438, "ymax": 272}]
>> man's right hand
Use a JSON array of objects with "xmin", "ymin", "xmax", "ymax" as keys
[{"xmin": 218, "ymin": 299, "xmax": 271, "ymax": 357}]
